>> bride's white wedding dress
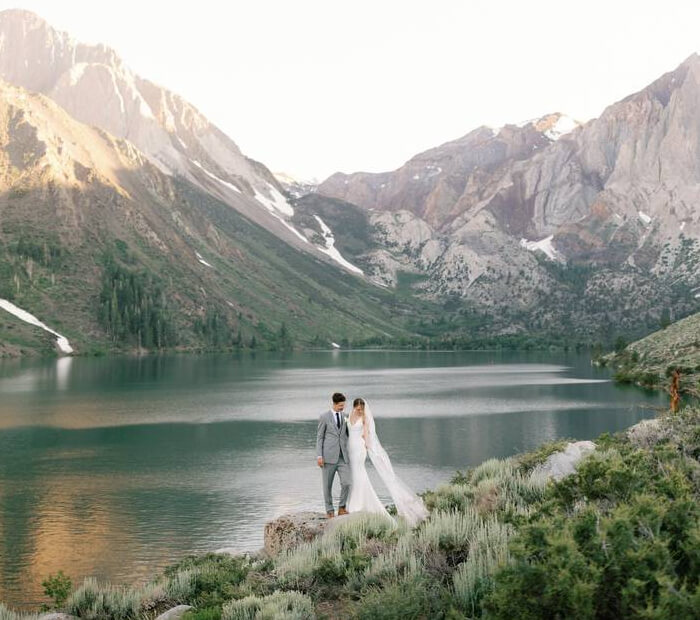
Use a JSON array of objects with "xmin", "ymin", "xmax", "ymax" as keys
[
  {"xmin": 347, "ymin": 418, "xmax": 392, "ymax": 519},
  {"xmin": 346, "ymin": 403, "xmax": 428, "ymax": 526}
]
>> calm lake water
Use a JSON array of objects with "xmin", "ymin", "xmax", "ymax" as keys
[{"xmin": 0, "ymin": 350, "xmax": 665, "ymax": 608}]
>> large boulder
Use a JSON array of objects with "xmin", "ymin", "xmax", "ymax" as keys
[
  {"xmin": 533, "ymin": 440, "xmax": 596, "ymax": 480},
  {"xmin": 264, "ymin": 511, "xmax": 334, "ymax": 556}
]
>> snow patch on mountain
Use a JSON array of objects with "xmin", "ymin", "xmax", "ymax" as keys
[
  {"xmin": 0, "ymin": 298, "xmax": 73, "ymax": 353},
  {"xmin": 195, "ymin": 251, "xmax": 213, "ymax": 268},
  {"xmin": 519, "ymin": 235, "xmax": 562, "ymax": 261},
  {"xmin": 638, "ymin": 211, "xmax": 652, "ymax": 225},
  {"xmin": 254, "ymin": 185, "xmax": 294, "ymax": 217},
  {"xmin": 192, "ymin": 160, "xmax": 240, "ymax": 194},
  {"xmin": 277, "ymin": 216, "xmax": 308, "ymax": 243},
  {"xmin": 544, "ymin": 115, "xmax": 579, "ymax": 140},
  {"xmin": 313, "ymin": 215, "xmax": 364, "ymax": 274}
]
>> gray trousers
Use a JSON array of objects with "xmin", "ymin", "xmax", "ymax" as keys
[{"xmin": 322, "ymin": 453, "xmax": 352, "ymax": 513}]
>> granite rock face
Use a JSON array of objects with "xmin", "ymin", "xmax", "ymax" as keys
[
  {"xmin": 533, "ymin": 440, "xmax": 597, "ymax": 481},
  {"xmin": 313, "ymin": 56, "xmax": 700, "ymax": 337}
]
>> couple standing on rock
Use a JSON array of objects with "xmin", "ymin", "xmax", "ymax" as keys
[{"xmin": 316, "ymin": 392, "xmax": 428, "ymax": 525}]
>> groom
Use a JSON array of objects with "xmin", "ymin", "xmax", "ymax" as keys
[{"xmin": 316, "ymin": 392, "xmax": 352, "ymax": 518}]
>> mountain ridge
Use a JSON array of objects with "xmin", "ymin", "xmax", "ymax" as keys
[{"xmin": 0, "ymin": 76, "xmax": 410, "ymax": 355}]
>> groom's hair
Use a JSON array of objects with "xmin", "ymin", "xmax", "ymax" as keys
[{"xmin": 332, "ymin": 392, "xmax": 346, "ymax": 404}]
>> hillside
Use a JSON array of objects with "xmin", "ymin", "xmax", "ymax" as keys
[
  {"xmin": 7, "ymin": 407, "xmax": 698, "ymax": 618},
  {"xmin": 600, "ymin": 310, "xmax": 700, "ymax": 390},
  {"xmin": 0, "ymin": 80, "xmax": 411, "ymax": 355}
]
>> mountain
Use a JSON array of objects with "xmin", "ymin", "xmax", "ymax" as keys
[
  {"xmin": 0, "ymin": 8, "xmax": 328, "ymax": 254},
  {"xmin": 319, "ymin": 113, "xmax": 581, "ymax": 229},
  {"xmin": 0, "ymin": 77, "xmax": 409, "ymax": 355},
  {"xmin": 311, "ymin": 58, "xmax": 700, "ymax": 340},
  {"xmin": 2, "ymin": 8, "xmax": 700, "ymax": 353}
]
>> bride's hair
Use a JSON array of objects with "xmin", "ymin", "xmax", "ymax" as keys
[{"xmin": 353, "ymin": 397, "xmax": 365, "ymax": 411}]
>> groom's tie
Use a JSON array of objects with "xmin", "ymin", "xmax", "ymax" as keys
[{"xmin": 335, "ymin": 411, "xmax": 340, "ymax": 429}]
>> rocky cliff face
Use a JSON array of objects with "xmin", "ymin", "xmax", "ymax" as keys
[
  {"xmin": 0, "ymin": 9, "xmax": 317, "ymax": 254},
  {"xmin": 320, "ymin": 56, "xmax": 700, "ymax": 272},
  {"xmin": 311, "ymin": 56, "xmax": 700, "ymax": 339}
]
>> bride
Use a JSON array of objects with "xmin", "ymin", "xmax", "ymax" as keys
[{"xmin": 346, "ymin": 398, "xmax": 428, "ymax": 526}]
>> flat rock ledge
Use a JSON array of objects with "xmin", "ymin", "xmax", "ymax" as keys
[
  {"xmin": 533, "ymin": 440, "xmax": 597, "ymax": 481},
  {"xmin": 264, "ymin": 511, "xmax": 353, "ymax": 556}
]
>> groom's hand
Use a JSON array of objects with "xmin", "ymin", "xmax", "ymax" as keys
[{"xmin": 317, "ymin": 457, "xmax": 324, "ymax": 467}]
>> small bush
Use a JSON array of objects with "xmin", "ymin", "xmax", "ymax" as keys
[
  {"xmin": 417, "ymin": 509, "xmax": 482, "ymax": 565},
  {"xmin": 41, "ymin": 570, "xmax": 72, "ymax": 609},
  {"xmin": 0, "ymin": 604, "xmax": 40, "ymax": 620},
  {"xmin": 350, "ymin": 536, "xmax": 423, "ymax": 590},
  {"xmin": 160, "ymin": 553, "xmax": 252, "ymax": 606},
  {"xmin": 353, "ymin": 574, "xmax": 453, "ymax": 619},
  {"xmin": 221, "ymin": 590, "xmax": 313, "ymax": 620},
  {"xmin": 65, "ymin": 577, "xmax": 141, "ymax": 620},
  {"xmin": 452, "ymin": 519, "xmax": 513, "ymax": 615}
]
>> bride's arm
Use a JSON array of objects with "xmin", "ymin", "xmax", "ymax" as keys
[{"xmin": 363, "ymin": 419, "xmax": 370, "ymax": 449}]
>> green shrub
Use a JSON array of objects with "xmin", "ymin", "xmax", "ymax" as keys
[
  {"xmin": 350, "ymin": 536, "xmax": 423, "ymax": 591},
  {"xmin": 65, "ymin": 577, "xmax": 142, "ymax": 620},
  {"xmin": 0, "ymin": 604, "xmax": 40, "ymax": 620},
  {"xmin": 41, "ymin": 570, "xmax": 72, "ymax": 609},
  {"xmin": 425, "ymin": 483, "xmax": 473, "ymax": 513},
  {"xmin": 221, "ymin": 590, "xmax": 313, "ymax": 620},
  {"xmin": 160, "ymin": 554, "xmax": 252, "ymax": 607},
  {"xmin": 452, "ymin": 519, "xmax": 513, "ymax": 615},
  {"xmin": 182, "ymin": 607, "xmax": 221, "ymax": 620},
  {"xmin": 354, "ymin": 574, "xmax": 453, "ymax": 620},
  {"xmin": 417, "ymin": 509, "xmax": 483, "ymax": 565},
  {"xmin": 484, "ymin": 408, "xmax": 700, "ymax": 619}
]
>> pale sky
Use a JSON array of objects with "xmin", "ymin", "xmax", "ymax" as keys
[{"xmin": 3, "ymin": 0, "xmax": 699, "ymax": 180}]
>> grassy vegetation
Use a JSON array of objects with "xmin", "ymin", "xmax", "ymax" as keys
[
  {"xmin": 599, "ymin": 310, "xmax": 700, "ymax": 394},
  {"xmin": 10, "ymin": 406, "xmax": 697, "ymax": 618}
]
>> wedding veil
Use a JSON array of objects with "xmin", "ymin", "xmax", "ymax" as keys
[{"xmin": 363, "ymin": 400, "xmax": 429, "ymax": 526}]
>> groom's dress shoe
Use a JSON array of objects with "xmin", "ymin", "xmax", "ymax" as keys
[
  {"xmin": 338, "ymin": 507, "xmax": 348, "ymax": 516},
  {"xmin": 326, "ymin": 511, "xmax": 335, "ymax": 519}
]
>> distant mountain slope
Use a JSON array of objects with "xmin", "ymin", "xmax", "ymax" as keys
[
  {"xmin": 319, "ymin": 55, "xmax": 700, "ymax": 272},
  {"xmin": 0, "ymin": 80, "xmax": 408, "ymax": 354},
  {"xmin": 319, "ymin": 114, "xmax": 581, "ymax": 230},
  {"xmin": 309, "ymin": 57, "xmax": 700, "ymax": 341},
  {"xmin": 0, "ymin": 8, "xmax": 333, "ymax": 257},
  {"xmin": 601, "ymin": 310, "xmax": 700, "ymax": 389}
]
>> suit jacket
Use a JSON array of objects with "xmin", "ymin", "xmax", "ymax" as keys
[{"xmin": 316, "ymin": 409, "xmax": 349, "ymax": 464}]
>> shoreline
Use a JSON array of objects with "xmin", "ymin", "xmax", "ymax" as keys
[{"xmin": 4, "ymin": 407, "xmax": 696, "ymax": 618}]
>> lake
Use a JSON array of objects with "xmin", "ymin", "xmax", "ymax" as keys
[{"xmin": 0, "ymin": 350, "xmax": 666, "ymax": 608}]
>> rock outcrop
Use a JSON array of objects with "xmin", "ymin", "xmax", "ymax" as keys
[
  {"xmin": 533, "ymin": 441, "xmax": 597, "ymax": 481},
  {"xmin": 263, "ymin": 511, "xmax": 359, "ymax": 556},
  {"xmin": 263, "ymin": 512, "xmax": 330, "ymax": 556},
  {"xmin": 153, "ymin": 605, "xmax": 193, "ymax": 620}
]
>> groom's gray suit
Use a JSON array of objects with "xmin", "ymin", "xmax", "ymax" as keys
[{"xmin": 316, "ymin": 409, "xmax": 352, "ymax": 514}]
